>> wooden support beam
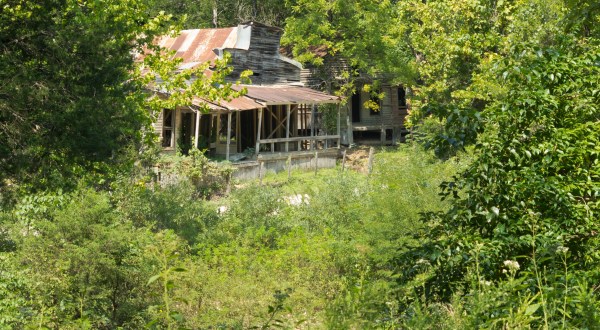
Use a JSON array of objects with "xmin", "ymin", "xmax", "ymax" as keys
[
  {"xmin": 346, "ymin": 104, "xmax": 353, "ymax": 145},
  {"xmin": 255, "ymin": 108, "xmax": 263, "ymax": 156},
  {"xmin": 314, "ymin": 151, "xmax": 318, "ymax": 176},
  {"xmin": 173, "ymin": 109, "xmax": 178, "ymax": 149},
  {"xmin": 194, "ymin": 111, "xmax": 201, "ymax": 149},
  {"xmin": 337, "ymin": 103, "xmax": 341, "ymax": 148},
  {"xmin": 310, "ymin": 104, "xmax": 316, "ymax": 150},
  {"xmin": 226, "ymin": 112, "xmax": 232, "ymax": 161},
  {"xmin": 236, "ymin": 111, "xmax": 241, "ymax": 153},
  {"xmin": 253, "ymin": 108, "xmax": 257, "ymax": 146},
  {"xmin": 285, "ymin": 104, "xmax": 291, "ymax": 152}
]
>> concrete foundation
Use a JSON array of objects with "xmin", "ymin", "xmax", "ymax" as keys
[{"xmin": 233, "ymin": 150, "xmax": 340, "ymax": 180}]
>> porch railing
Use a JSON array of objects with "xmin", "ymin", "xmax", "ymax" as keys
[{"xmin": 257, "ymin": 135, "xmax": 341, "ymax": 153}]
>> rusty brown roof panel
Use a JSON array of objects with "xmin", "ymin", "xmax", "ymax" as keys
[
  {"xmin": 192, "ymin": 95, "xmax": 264, "ymax": 112},
  {"xmin": 237, "ymin": 85, "xmax": 340, "ymax": 105},
  {"xmin": 152, "ymin": 28, "xmax": 237, "ymax": 68}
]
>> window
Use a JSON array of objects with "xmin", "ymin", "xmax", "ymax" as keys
[
  {"xmin": 351, "ymin": 92, "xmax": 361, "ymax": 123},
  {"xmin": 162, "ymin": 109, "xmax": 173, "ymax": 147},
  {"xmin": 398, "ymin": 87, "xmax": 407, "ymax": 109}
]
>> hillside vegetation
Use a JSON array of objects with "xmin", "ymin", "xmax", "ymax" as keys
[
  {"xmin": 1, "ymin": 146, "xmax": 464, "ymax": 328},
  {"xmin": 1, "ymin": 0, "xmax": 599, "ymax": 328}
]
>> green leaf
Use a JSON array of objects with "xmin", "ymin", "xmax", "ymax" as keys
[
  {"xmin": 147, "ymin": 274, "xmax": 161, "ymax": 286},
  {"xmin": 525, "ymin": 303, "xmax": 540, "ymax": 316}
]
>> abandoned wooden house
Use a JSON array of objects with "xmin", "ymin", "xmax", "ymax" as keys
[
  {"xmin": 149, "ymin": 22, "xmax": 343, "ymax": 177},
  {"xmin": 301, "ymin": 59, "xmax": 410, "ymax": 146}
]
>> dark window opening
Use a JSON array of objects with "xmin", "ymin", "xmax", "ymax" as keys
[
  {"xmin": 351, "ymin": 92, "xmax": 361, "ymax": 123},
  {"xmin": 162, "ymin": 109, "xmax": 173, "ymax": 147},
  {"xmin": 386, "ymin": 129, "xmax": 393, "ymax": 141},
  {"xmin": 398, "ymin": 87, "xmax": 407, "ymax": 109},
  {"xmin": 180, "ymin": 112, "xmax": 193, "ymax": 154}
]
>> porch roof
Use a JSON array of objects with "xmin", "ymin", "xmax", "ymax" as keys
[
  {"xmin": 238, "ymin": 85, "xmax": 340, "ymax": 105},
  {"xmin": 192, "ymin": 95, "xmax": 265, "ymax": 111},
  {"xmin": 192, "ymin": 85, "xmax": 340, "ymax": 112}
]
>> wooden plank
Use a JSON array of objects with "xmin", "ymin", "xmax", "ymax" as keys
[
  {"xmin": 173, "ymin": 109, "xmax": 178, "ymax": 149},
  {"xmin": 194, "ymin": 111, "xmax": 200, "ymax": 149},
  {"xmin": 314, "ymin": 151, "xmax": 318, "ymax": 176},
  {"xmin": 368, "ymin": 147, "xmax": 375, "ymax": 174},
  {"xmin": 255, "ymin": 108, "xmax": 263, "ymax": 155},
  {"xmin": 253, "ymin": 108, "xmax": 257, "ymax": 146},
  {"xmin": 226, "ymin": 112, "xmax": 231, "ymax": 161},
  {"xmin": 310, "ymin": 104, "xmax": 315, "ymax": 150},
  {"xmin": 337, "ymin": 103, "xmax": 341, "ymax": 148},
  {"xmin": 285, "ymin": 104, "xmax": 290, "ymax": 152},
  {"xmin": 259, "ymin": 135, "xmax": 340, "ymax": 144}
]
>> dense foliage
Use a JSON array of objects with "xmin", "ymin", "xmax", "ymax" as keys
[
  {"xmin": 1, "ymin": 0, "xmax": 599, "ymax": 328},
  {"xmin": 0, "ymin": 147, "xmax": 460, "ymax": 328}
]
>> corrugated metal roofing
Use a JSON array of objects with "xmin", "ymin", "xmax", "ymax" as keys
[
  {"xmin": 238, "ymin": 85, "xmax": 340, "ymax": 105},
  {"xmin": 155, "ymin": 27, "xmax": 240, "ymax": 69},
  {"xmin": 148, "ymin": 23, "xmax": 340, "ymax": 110},
  {"xmin": 192, "ymin": 95, "xmax": 265, "ymax": 111}
]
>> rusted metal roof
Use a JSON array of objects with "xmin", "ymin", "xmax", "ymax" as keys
[
  {"xmin": 190, "ymin": 84, "xmax": 340, "ymax": 111},
  {"xmin": 155, "ymin": 27, "xmax": 241, "ymax": 69},
  {"xmin": 192, "ymin": 94, "xmax": 265, "ymax": 112},
  {"xmin": 238, "ymin": 85, "xmax": 340, "ymax": 105}
]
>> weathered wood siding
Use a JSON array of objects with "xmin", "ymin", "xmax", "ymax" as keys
[
  {"xmin": 153, "ymin": 110, "xmax": 164, "ymax": 138},
  {"xmin": 226, "ymin": 24, "xmax": 301, "ymax": 85},
  {"xmin": 351, "ymin": 86, "xmax": 405, "ymax": 129}
]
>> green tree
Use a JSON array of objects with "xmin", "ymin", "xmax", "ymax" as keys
[
  {"xmin": 0, "ymin": 0, "xmax": 170, "ymax": 192},
  {"xmin": 398, "ymin": 12, "xmax": 600, "ymax": 325},
  {"xmin": 0, "ymin": 0, "xmax": 249, "ymax": 196},
  {"xmin": 147, "ymin": 0, "xmax": 290, "ymax": 29},
  {"xmin": 282, "ymin": 0, "xmax": 416, "ymax": 98}
]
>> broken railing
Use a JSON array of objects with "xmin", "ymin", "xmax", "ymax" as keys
[{"xmin": 256, "ymin": 135, "xmax": 341, "ymax": 153}]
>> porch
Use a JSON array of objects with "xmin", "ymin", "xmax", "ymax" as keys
[{"xmin": 159, "ymin": 85, "xmax": 342, "ymax": 162}]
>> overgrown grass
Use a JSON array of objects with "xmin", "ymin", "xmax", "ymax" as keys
[{"xmin": 0, "ymin": 145, "xmax": 467, "ymax": 328}]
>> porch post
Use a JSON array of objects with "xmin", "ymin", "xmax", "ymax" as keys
[
  {"xmin": 346, "ymin": 104, "xmax": 353, "ymax": 145},
  {"xmin": 226, "ymin": 112, "xmax": 232, "ymax": 161},
  {"xmin": 337, "ymin": 103, "xmax": 341, "ymax": 148},
  {"xmin": 255, "ymin": 107, "xmax": 263, "ymax": 156},
  {"xmin": 194, "ymin": 110, "xmax": 201, "ymax": 149},
  {"xmin": 172, "ymin": 110, "xmax": 178, "ymax": 149},
  {"xmin": 310, "ymin": 104, "xmax": 316, "ymax": 150},
  {"xmin": 285, "ymin": 104, "xmax": 291, "ymax": 152}
]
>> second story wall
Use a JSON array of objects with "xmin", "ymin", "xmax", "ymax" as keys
[{"xmin": 223, "ymin": 23, "xmax": 302, "ymax": 85}]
